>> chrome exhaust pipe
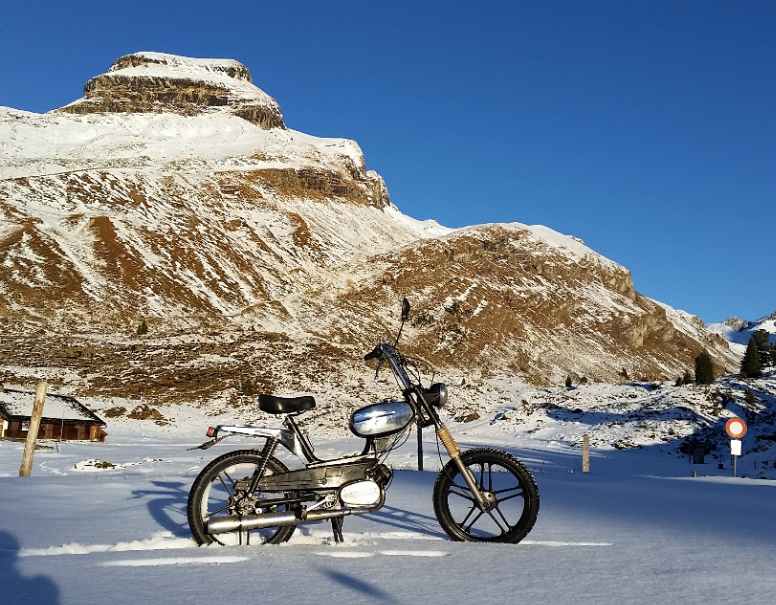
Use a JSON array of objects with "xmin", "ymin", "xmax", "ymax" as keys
[
  {"xmin": 207, "ymin": 510, "xmax": 298, "ymax": 534},
  {"xmin": 207, "ymin": 492, "xmax": 386, "ymax": 535},
  {"xmin": 207, "ymin": 508, "xmax": 352, "ymax": 535}
]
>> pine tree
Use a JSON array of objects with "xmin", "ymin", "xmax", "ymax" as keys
[
  {"xmin": 751, "ymin": 329, "xmax": 774, "ymax": 367},
  {"xmin": 740, "ymin": 338, "xmax": 761, "ymax": 378},
  {"xmin": 694, "ymin": 350, "xmax": 715, "ymax": 385},
  {"xmin": 136, "ymin": 320, "xmax": 148, "ymax": 336},
  {"xmin": 744, "ymin": 388, "xmax": 757, "ymax": 410},
  {"xmin": 752, "ymin": 329, "xmax": 770, "ymax": 349},
  {"xmin": 683, "ymin": 370, "xmax": 694, "ymax": 385}
]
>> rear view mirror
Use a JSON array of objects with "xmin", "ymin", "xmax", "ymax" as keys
[{"xmin": 401, "ymin": 298, "xmax": 411, "ymax": 321}]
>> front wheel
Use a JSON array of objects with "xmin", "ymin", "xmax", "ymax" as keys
[
  {"xmin": 432, "ymin": 448, "xmax": 539, "ymax": 543},
  {"xmin": 187, "ymin": 450, "xmax": 298, "ymax": 546}
]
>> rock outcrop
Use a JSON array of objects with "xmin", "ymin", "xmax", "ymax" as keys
[
  {"xmin": 723, "ymin": 317, "xmax": 749, "ymax": 331},
  {"xmin": 57, "ymin": 52, "xmax": 285, "ymax": 129}
]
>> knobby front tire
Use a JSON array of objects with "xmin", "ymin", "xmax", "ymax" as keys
[
  {"xmin": 187, "ymin": 450, "xmax": 298, "ymax": 546},
  {"xmin": 432, "ymin": 448, "xmax": 539, "ymax": 543}
]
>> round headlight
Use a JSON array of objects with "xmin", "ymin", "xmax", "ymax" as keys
[{"xmin": 429, "ymin": 382, "xmax": 448, "ymax": 408}]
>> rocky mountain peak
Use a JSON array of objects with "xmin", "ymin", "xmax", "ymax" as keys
[
  {"xmin": 0, "ymin": 52, "xmax": 741, "ymax": 394},
  {"xmin": 56, "ymin": 51, "xmax": 285, "ymax": 129},
  {"xmin": 723, "ymin": 317, "xmax": 749, "ymax": 331}
]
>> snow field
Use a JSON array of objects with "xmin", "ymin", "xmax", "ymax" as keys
[{"xmin": 2, "ymin": 407, "xmax": 776, "ymax": 604}]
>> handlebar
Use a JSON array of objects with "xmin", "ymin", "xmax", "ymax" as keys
[
  {"xmin": 363, "ymin": 346, "xmax": 382, "ymax": 362},
  {"xmin": 364, "ymin": 344, "xmax": 414, "ymax": 392}
]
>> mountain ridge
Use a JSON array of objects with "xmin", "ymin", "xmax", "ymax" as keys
[
  {"xmin": 0, "ymin": 52, "xmax": 738, "ymax": 398},
  {"xmin": 708, "ymin": 312, "xmax": 776, "ymax": 349}
]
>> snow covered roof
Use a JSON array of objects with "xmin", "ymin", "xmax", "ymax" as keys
[{"xmin": 0, "ymin": 389, "xmax": 105, "ymax": 425}]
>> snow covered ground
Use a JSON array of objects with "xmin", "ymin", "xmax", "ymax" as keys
[{"xmin": 2, "ymin": 394, "xmax": 776, "ymax": 605}]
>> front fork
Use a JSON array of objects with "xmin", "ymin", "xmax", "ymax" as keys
[{"xmin": 436, "ymin": 424, "xmax": 496, "ymax": 512}]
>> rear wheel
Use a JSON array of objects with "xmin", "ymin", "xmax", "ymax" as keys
[
  {"xmin": 187, "ymin": 450, "xmax": 298, "ymax": 545},
  {"xmin": 433, "ymin": 448, "xmax": 539, "ymax": 543}
]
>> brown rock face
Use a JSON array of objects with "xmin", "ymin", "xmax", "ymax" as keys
[
  {"xmin": 235, "ymin": 167, "xmax": 390, "ymax": 209},
  {"xmin": 0, "ymin": 165, "xmax": 403, "ymax": 332},
  {"xmin": 319, "ymin": 225, "xmax": 737, "ymax": 384},
  {"xmin": 57, "ymin": 52, "xmax": 286, "ymax": 129}
]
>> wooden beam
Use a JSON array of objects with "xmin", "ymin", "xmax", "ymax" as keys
[{"xmin": 19, "ymin": 381, "xmax": 48, "ymax": 477}]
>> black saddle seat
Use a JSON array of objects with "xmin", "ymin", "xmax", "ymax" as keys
[{"xmin": 258, "ymin": 394, "xmax": 316, "ymax": 415}]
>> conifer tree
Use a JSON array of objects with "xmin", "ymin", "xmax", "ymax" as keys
[
  {"xmin": 752, "ymin": 329, "xmax": 769, "ymax": 349},
  {"xmin": 694, "ymin": 350, "xmax": 715, "ymax": 385},
  {"xmin": 751, "ymin": 329, "xmax": 774, "ymax": 367},
  {"xmin": 744, "ymin": 388, "xmax": 757, "ymax": 409},
  {"xmin": 740, "ymin": 338, "xmax": 761, "ymax": 378}
]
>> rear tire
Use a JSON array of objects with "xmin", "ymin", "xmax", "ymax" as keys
[
  {"xmin": 432, "ymin": 448, "xmax": 539, "ymax": 543},
  {"xmin": 187, "ymin": 450, "xmax": 298, "ymax": 546}
]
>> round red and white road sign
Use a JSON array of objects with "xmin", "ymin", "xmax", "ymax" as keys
[{"xmin": 726, "ymin": 418, "xmax": 747, "ymax": 439}]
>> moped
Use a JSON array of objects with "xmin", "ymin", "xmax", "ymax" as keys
[{"xmin": 187, "ymin": 299, "xmax": 539, "ymax": 545}]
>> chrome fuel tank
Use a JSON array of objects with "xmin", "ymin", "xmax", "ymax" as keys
[{"xmin": 350, "ymin": 401, "xmax": 415, "ymax": 439}]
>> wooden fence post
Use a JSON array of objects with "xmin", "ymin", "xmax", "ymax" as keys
[
  {"xmin": 582, "ymin": 433, "xmax": 590, "ymax": 472},
  {"xmin": 19, "ymin": 381, "xmax": 47, "ymax": 477}
]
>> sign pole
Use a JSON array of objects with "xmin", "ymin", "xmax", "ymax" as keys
[
  {"xmin": 19, "ymin": 381, "xmax": 48, "ymax": 477},
  {"xmin": 582, "ymin": 434, "xmax": 590, "ymax": 472},
  {"xmin": 725, "ymin": 418, "xmax": 746, "ymax": 479}
]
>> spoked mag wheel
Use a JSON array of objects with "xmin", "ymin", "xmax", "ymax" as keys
[
  {"xmin": 187, "ymin": 450, "xmax": 298, "ymax": 546},
  {"xmin": 433, "ymin": 448, "xmax": 539, "ymax": 543}
]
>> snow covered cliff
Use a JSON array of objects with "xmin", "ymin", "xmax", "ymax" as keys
[{"xmin": 0, "ymin": 53, "xmax": 737, "ymax": 394}]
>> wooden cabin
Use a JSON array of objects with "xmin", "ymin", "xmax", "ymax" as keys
[{"xmin": 0, "ymin": 388, "xmax": 107, "ymax": 441}]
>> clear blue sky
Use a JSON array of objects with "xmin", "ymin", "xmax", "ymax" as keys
[{"xmin": 2, "ymin": 1, "xmax": 774, "ymax": 323}]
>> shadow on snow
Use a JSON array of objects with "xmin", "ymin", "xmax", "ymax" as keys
[
  {"xmin": 130, "ymin": 480, "xmax": 191, "ymax": 537},
  {"xmin": 0, "ymin": 530, "xmax": 61, "ymax": 605}
]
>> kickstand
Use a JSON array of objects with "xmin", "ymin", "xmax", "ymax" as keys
[{"xmin": 331, "ymin": 517, "xmax": 344, "ymax": 543}]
